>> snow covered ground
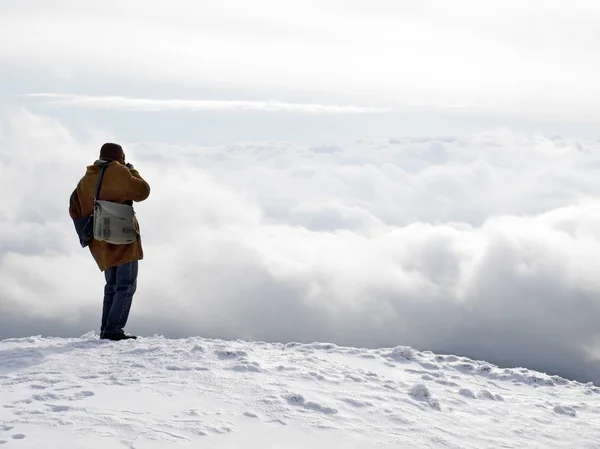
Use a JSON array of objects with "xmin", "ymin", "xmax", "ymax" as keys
[{"xmin": 1, "ymin": 334, "xmax": 599, "ymax": 448}]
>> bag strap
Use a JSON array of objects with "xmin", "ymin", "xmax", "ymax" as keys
[{"xmin": 93, "ymin": 161, "xmax": 109, "ymax": 203}]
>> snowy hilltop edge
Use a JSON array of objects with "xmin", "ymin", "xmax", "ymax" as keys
[{"xmin": 1, "ymin": 331, "xmax": 596, "ymax": 391}]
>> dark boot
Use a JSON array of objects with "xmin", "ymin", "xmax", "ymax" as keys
[{"xmin": 101, "ymin": 332, "xmax": 137, "ymax": 341}]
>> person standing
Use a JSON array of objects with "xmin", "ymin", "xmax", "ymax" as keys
[{"xmin": 69, "ymin": 143, "xmax": 151, "ymax": 340}]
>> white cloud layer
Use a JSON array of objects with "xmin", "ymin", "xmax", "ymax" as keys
[
  {"xmin": 21, "ymin": 94, "xmax": 388, "ymax": 114},
  {"xmin": 2, "ymin": 109, "xmax": 600, "ymax": 385}
]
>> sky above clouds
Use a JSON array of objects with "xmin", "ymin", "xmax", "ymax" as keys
[
  {"xmin": 2, "ymin": 1, "xmax": 600, "ymax": 385},
  {"xmin": 3, "ymin": 0, "xmax": 600, "ymax": 123}
]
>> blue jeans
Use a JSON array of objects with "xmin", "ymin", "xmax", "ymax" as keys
[{"xmin": 101, "ymin": 261, "xmax": 138, "ymax": 335}]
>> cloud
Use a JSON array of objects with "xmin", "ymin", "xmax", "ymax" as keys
[
  {"xmin": 2, "ymin": 109, "xmax": 600, "ymax": 386},
  {"xmin": 21, "ymin": 93, "xmax": 388, "ymax": 114},
  {"xmin": 2, "ymin": 0, "xmax": 600, "ymax": 120}
]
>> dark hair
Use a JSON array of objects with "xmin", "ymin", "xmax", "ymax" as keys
[{"xmin": 99, "ymin": 143, "xmax": 124, "ymax": 163}]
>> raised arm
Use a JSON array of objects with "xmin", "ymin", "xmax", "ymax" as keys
[{"xmin": 121, "ymin": 164, "xmax": 151, "ymax": 202}]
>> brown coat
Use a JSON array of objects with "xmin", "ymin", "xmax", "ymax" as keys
[{"xmin": 69, "ymin": 161, "xmax": 151, "ymax": 271}]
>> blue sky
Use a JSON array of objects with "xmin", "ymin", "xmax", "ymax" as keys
[{"xmin": 3, "ymin": 0, "xmax": 600, "ymax": 385}]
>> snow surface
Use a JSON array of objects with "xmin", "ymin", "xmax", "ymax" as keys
[{"xmin": 1, "ymin": 334, "xmax": 600, "ymax": 448}]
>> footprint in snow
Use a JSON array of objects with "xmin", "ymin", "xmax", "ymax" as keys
[
  {"xmin": 345, "ymin": 374, "xmax": 364, "ymax": 383},
  {"xmin": 74, "ymin": 390, "xmax": 95, "ymax": 399},
  {"xmin": 478, "ymin": 390, "xmax": 504, "ymax": 401},
  {"xmin": 267, "ymin": 419, "xmax": 287, "ymax": 426},
  {"xmin": 459, "ymin": 388, "xmax": 476, "ymax": 399},
  {"xmin": 32, "ymin": 390, "xmax": 95, "ymax": 403},
  {"xmin": 475, "ymin": 364, "xmax": 494, "ymax": 375},
  {"xmin": 458, "ymin": 388, "xmax": 502, "ymax": 401},
  {"xmin": 451, "ymin": 362, "xmax": 476, "ymax": 372},
  {"xmin": 32, "ymin": 393, "xmax": 61, "ymax": 402},
  {"xmin": 341, "ymin": 397, "xmax": 373, "ymax": 408},
  {"xmin": 215, "ymin": 349, "xmax": 248, "ymax": 359},
  {"xmin": 420, "ymin": 362, "xmax": 439, "ymax": 370},
  {"xmin": 47, "ymin": 404, "xmax": 73, "ymax": 412},
  {"xmin": 0, "ymin": 434, "xmax": 26, "ymax": 443},
  {"xmin": 554, "ymin": 405, "xmax": 577, "ymax": 417},
  {"xmin": 283, "ymin": 393, "xmax": 338, "ymax": 415},
  {"xmin": 385, "ymin": 346, "xmax": 415, "ymax": 362},
  {"xmin": 166, "ymin": 365, "xmax": 195, "ymax": 371},
  {"xmin": 231, "ymin": 362, "xmax": 262, "ymax": 373},
  {"xmin": 409, "ymin": 383, "xmax": 441, "ymax": 411},
  {"xmin": 307, "ymin": 371, "xmax": 326, "ymax": 381},
  {"xmin": 213, "ymin": 348, "xmax": 262, "ymax": 372},
  {"xmin": 435, "ymin": 379, "xmax": 459, "ymax": 387}
]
